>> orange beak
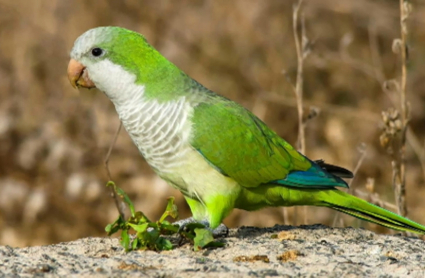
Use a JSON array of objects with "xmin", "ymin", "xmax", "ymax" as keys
[{"xmin": 67, "ymin": 59, "xmax": 95, "ymax": 89}]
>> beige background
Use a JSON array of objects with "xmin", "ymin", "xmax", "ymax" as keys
[{"xmin": 1, "ymin": 0, "xmax": 425, "ymax": 247}]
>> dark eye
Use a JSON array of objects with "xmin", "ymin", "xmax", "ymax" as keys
[{"xmin": 91, "ymin": 48, "xmax": 103, "ymax": 57}]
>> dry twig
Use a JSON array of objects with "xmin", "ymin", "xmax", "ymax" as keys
[
  {"xmin": 104, "ymin": 122, "xmax": 129, "ymax": 220},
  {"xmin": 394, "ymin": 0, "xmax": 410, "ymax": 217},
  {"xmin": 385, "ymin": 0, "xmax": 411, "ymax": 216},
  {"xmin": 290, "ymin": 0, "xmax": 311, "ymax": 225},
  {"xmin": 293, "ymin": 0, "xmax": 307, "ymax": 155}
]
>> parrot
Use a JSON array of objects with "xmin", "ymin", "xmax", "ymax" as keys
[{"xmin": 67, "ymin": 26, "xmax": 425, "ymax": 235}]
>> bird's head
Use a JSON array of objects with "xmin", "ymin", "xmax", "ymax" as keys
[
  {"xmin": 69, "ymin": 27, "xmax": 140, "ymax": 89},
  {"xmin": 69, "ymin": 27, "xmax": 172, "ymax": 95},
  {"xmin": 68, "ymin": 27, "xmax": 187, "ymax": 102}
]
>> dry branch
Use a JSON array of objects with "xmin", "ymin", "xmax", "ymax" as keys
[
  {"xmin": 390, "ymin": 0, "xmax": 411, "ymax": 217},
  {"xmin": 104, "ymin": 122, "xmax": 129, "ymax": 220}
]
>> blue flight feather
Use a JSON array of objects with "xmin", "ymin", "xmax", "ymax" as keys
[{"xmin": 270, "ymin": 163, "xmax": 349, "ymax": 189}]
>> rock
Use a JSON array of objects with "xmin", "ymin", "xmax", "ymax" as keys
[{"xmin": 0, "ymin": 225, "xmax": 424, "ymax": 277}]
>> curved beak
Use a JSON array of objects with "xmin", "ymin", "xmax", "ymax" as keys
[{"xmin": 67, "ymin": 59, "xmax": 95, "ymax": 89}]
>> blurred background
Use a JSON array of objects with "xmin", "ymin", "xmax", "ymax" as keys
[{"xmin": 1, "ymin": 0, "xmax": 425, "ymax": 247}]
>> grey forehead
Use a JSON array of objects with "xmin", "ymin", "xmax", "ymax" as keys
[{"xmin": 70, "ymin": 27, "xmax": 111, "ymax": 59}]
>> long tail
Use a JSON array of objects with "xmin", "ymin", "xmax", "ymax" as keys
[{"xmin": 319, "ymin": 189, "xmax": 425, "ymax": 234}]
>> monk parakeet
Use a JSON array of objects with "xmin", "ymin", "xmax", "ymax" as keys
[{"xmin": 67, "ymin": 26, "xmax": 425, "ymax": 234}]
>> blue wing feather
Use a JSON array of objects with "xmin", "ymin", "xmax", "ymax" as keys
[{"xmin": 270, "ymin": 162, "xmax": 349, "ymax": 189}]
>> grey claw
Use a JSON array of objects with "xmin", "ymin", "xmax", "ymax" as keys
[
  {"xmin": 210, "ymin": 223, "xmax": 229, "ymax": 238},
  {"xmin": 174, "ymin": 218, "xmax": 229, "ymax": 238}
]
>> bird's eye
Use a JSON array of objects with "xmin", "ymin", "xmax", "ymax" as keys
[{"xmin": 91, "ymin": 48, "xmax": 103, "ymax": 57}]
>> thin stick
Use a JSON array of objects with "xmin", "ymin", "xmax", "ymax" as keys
[
  {"xmin": 104, "ymin": 122, "xmax": 128, "ymax": 220},
  {"xmin": 394, "ymin": 0, "xmax": 409, "ymax": 217},
  {"xmin": 105, "ymin": 122, "xmax": 122, "ymax": 181},
  {"xmin": 293, "ymin": 0, "xmax": 306, "ymax": 155},
  {"xmin": 348, "ymin": 144, "xmax": 368, "ymax": 194},
  {"xmin": 291, "ymin": 0, "xmax": 306, "ymax": 225}
]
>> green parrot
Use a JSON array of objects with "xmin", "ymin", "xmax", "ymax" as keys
[{"xmin": 68, "ymin": 26, "xmax": 425, "ymax": 234}]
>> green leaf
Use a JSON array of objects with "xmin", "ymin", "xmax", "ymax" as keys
[
  {"xmin": 193, "ymin": 228, "xmax": 224, "ymax": 251},
  {"xmin": 106, "ymin": 181, "xmax": 135, "ymax": 217},
  {"xmin": 185, "ymin": 223, "xmax": 206, "ymax": 232},
  {"xmin": 120, "ymin": 230, "xmax": 130, "ymax": 251},
  {"xmin": 177, "ymin": 223, "xmax": 205, "ymax": 241},
  {"xmin": 105, "ymin": 216, "xmax": 125, "ymax": 235},
  {"xmin": 105, "ymin": 181, "xmax": 218, "ymax": 252},
  {"xmin": 159, "ymin": 197, "xmax": 179, "ymax": 223},
  {"xmin": 193, "ymin": 228, "xmax": 214, "ymax": 250},
  {"xmin": 203, "ymin": 241, "xmax": 225, "ymax": 248},
  {"xmin": 160, "ymin": 223, "xmax": 179, "ymax": 235},
  {"xmin": 147, "ymin": 222, "xmax": 159, "ymax": 230},
  {"xmin": 105, "ymin": 223, "xmax": 114, "ymax": 233},
  {"xmin": 132, "ymin": 237, "xmax": 139, "ymax": 250},
  {"xmin": 165, "ymin": 197, "xmax": 179, "ymax": 219},
  {"xmin": 156, "ymin": 237, "xmax": 173, "ymax": 251},
  {"xmin": 179, "ymin": 231, "xmax": 195, "ymax": 241},
  {"xmin": 106, "ymin": 224, "xmax": 120, "ymax": 235},
  {"xmin": 147, "ymin": 228, "xmax": 160, "ymax": 242},
  {"xmin": 132, "ymin": 211, "xmax": 150, "ymax": 224},
  {"xmin": 128, "ymin": 223, "xmax": 149, "ymax": 234}
]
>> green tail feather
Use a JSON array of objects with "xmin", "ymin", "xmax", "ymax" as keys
[{"xmin": 322, "ymin": 190, "xmax": 425, "ymax": 234}]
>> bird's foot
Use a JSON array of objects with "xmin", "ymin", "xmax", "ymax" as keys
[{"xmin": 174, "ymin": 217, "xmax": 229, "ymax": 238}]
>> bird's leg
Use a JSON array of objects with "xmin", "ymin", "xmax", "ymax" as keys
[
  {"xmin": 178, "ymin": 196, "xmax": 230, "ymax": 237},
  {"xmin": 208, "ymin": 222, "xmax": 229, "ymax": 237},
  {"xmin": 174, "ymin": 217, "xmax": 229, "ymax": 237}
]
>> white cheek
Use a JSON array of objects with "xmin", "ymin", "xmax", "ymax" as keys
[{"xmin": 87, "ymin": 59, "xmax": 139, "ymax": 101}]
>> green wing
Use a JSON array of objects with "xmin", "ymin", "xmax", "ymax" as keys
[
  {"xmin": 191, "ymin": 96, "xmax": 349, "ymax": 189},
  {"xmin": 191, "ymin": 98, "xmax": 312, "ymax": 188}
]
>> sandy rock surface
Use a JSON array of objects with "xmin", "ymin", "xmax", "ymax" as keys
[{"xmin": 1, "ymin": 224, "xmax": 424, "ymax": 277}]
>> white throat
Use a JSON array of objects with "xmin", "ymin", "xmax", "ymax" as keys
[{"xmin": 89, "ymin": 60, "xmax": 193, "ymax": 172}]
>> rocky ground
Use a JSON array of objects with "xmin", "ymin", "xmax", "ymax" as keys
[{"xmin": 1, "ymin": 224, "xmax": 424, "ymax": 277}]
